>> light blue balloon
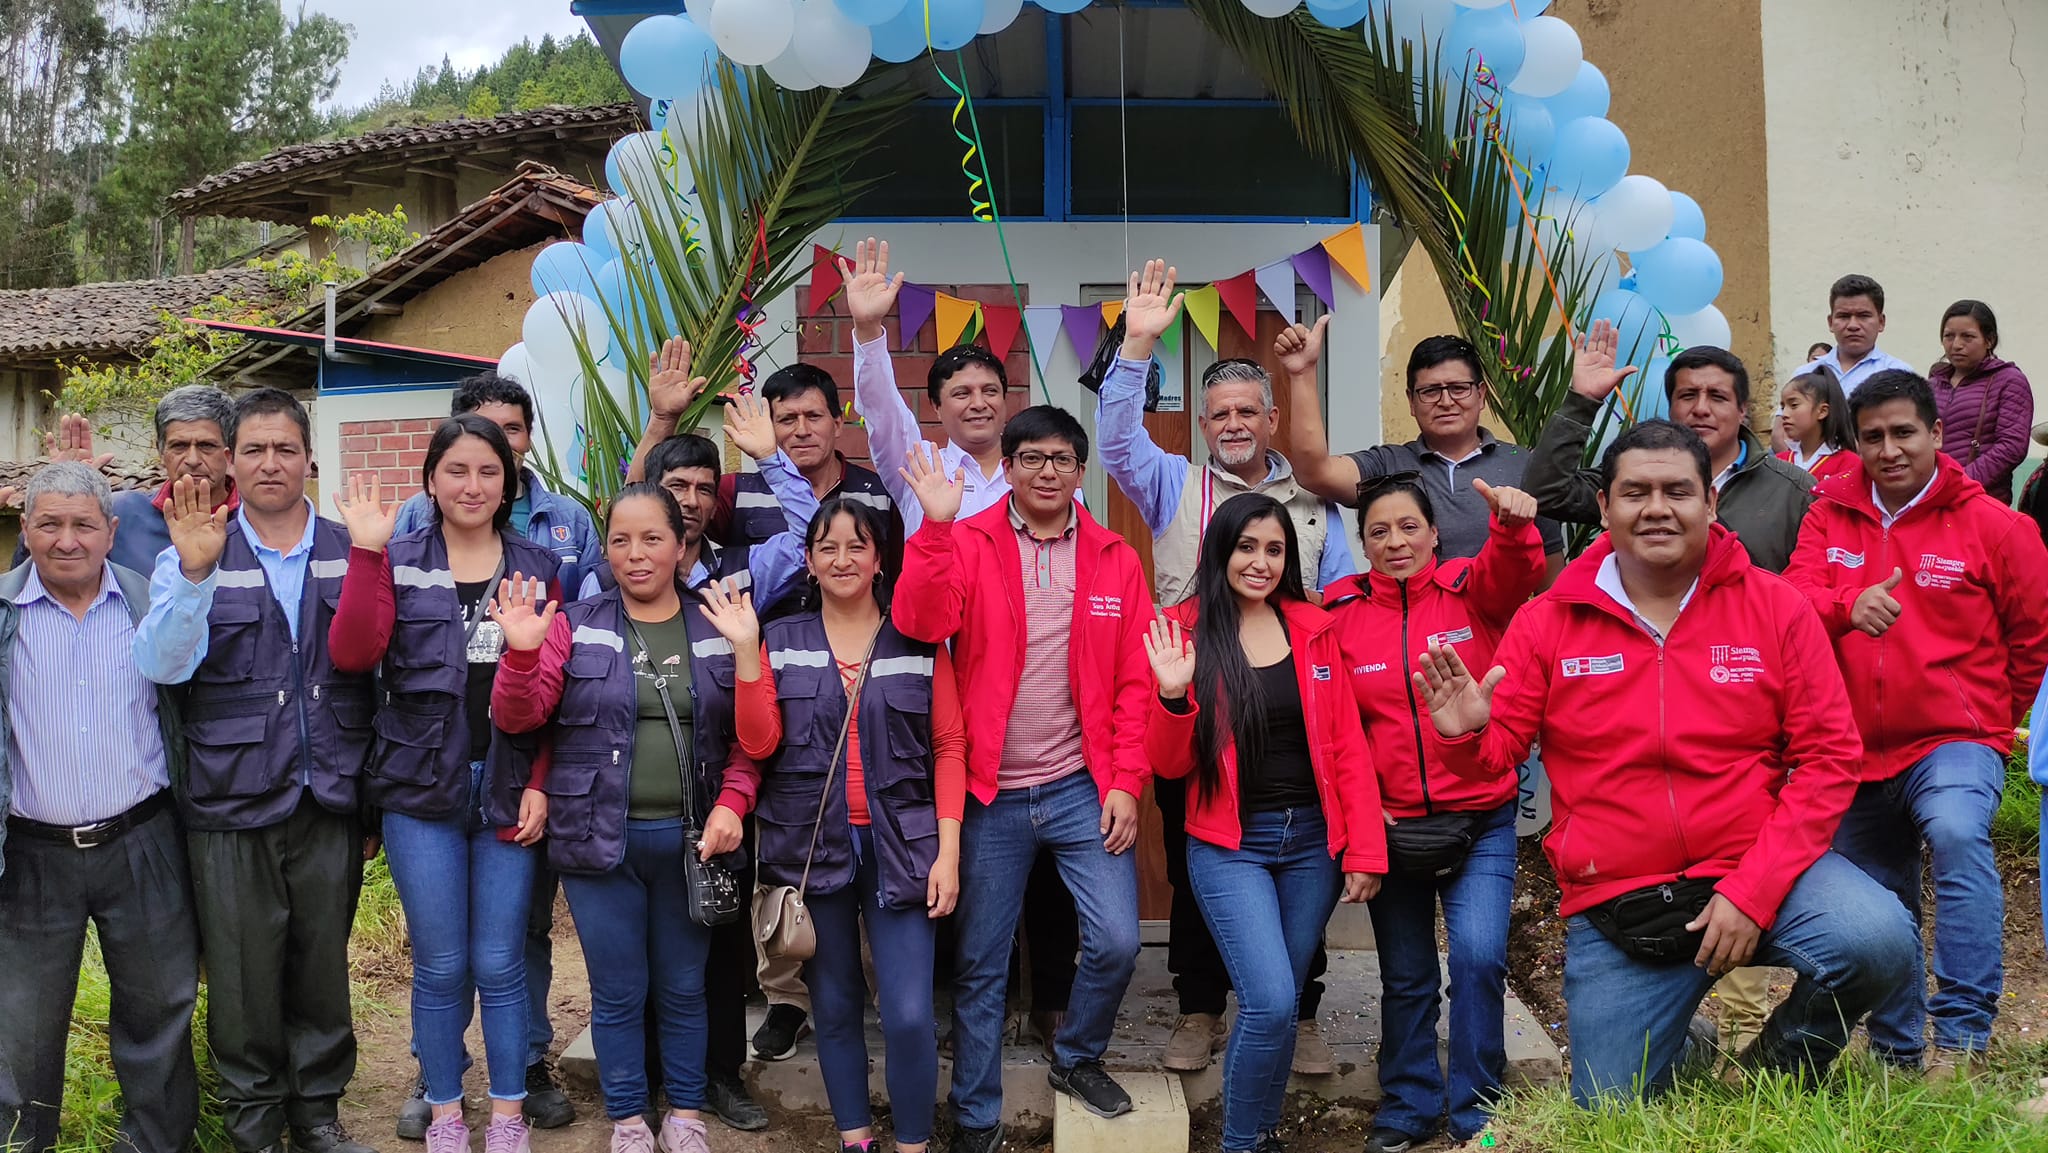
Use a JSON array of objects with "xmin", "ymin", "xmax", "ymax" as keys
[
  {"xmin": 924, "ymin": 0, "xmax": 987, "ymax": 50},
  {"xmin": 649, "ymin": 96, "xmax": 673, "ymax": 133},
  {"xmin": 531, "ymin": 242, "xmax": 603, "ymax": 301},
  {"xmin": 1032, "ymin": 0, "xmax": 1093, "ymax": 14},
  {"xmin": 618, "ymin": 15, "xmax": 717, "ymax": 99},
  {"xmin": 1589, "ymin": 287, "xmax": 1661, "ymax": 364},
  {"xmin": 1666, "ymin": 191, "xmax": 1706, "ymax": 242},
  {"xmin": 871, "ymin": 1, "xmax": 931, "ymax": 63},
  {"xmin": 1307, "ymin": 0, "xmax": 1373, "ymax": 30},
  {"xmin": 1441, "ymin": 5, "xmax": 1525, "ymax": 87},
  {"xmin": 583, "ymin": 209, "xmax": 618, "ymax": 266},
  {"xmin": 1516, "ymin": 0, "xmax": 1551, "ymax": 15},
  {"xmin": 1499, "ymin": 94, "xmax": 1555, "ymax": 169},
  {"xmin": 836, "ymin": 0, "xmax": 910, "ymax": 27},
  {"xmin": 1546, "ymin": 115, "xmax": 1628, "ymax": 199},
  {"xmin": 1593, "ymin": 354, "xmax": 1672, "ymax": 454},
  {"xmin": 1631, "ymin": 238, "xmax": 1723, "ymax": 316},
  {"xmin": 592, "ymin": 260, "xmax": 627, "ymax": 311},
  {"xmin": 1543, "ymin": 60, "xmax": 1609, "ymax": 126}
]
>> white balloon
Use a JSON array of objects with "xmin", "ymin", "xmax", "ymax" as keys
[
  {"xmin": 523, "ymin": 291, "xmax": 610, "ymax": 375},
  {"xmin": 595, "ymin": 356, "xmax": 639, "ymax": 424},
  {"xmin": 597, "ymin": 199, "xmax": 652, "ymax": 262},
  {"xmin": 710, "ymin": 0, "xmax": 796, "ymax": 66},
  {"xmin": 792, "ymin": 0, "xmax": 872, "ymax": 88},
  {"xmin": 1457, "ymin": 0, "xmax": 1510, "ymax": 6},
  {"xmin": 495, "ymin": 343, "xmax": 539, "ymax": 391},
  {"xmin": 1595, "ymin": 174, "xmax": 1676, "ymax": 253},
  {"xmin": 1374, "ymin": 0, "xmax": 1455, "ymax": 43},
  {"xmin": 980, "ymin": 0, "xmax": 1025, "ymax": 33},
  {"xmin": 531, "ymin": 373, "xmax": 589, "ymax": 489},
  {"xmin": 1508, "ymin": 15, "xmax": 1582, "ymax": 98},
  {"xmin": 684, "ymin": 0, "xmax": 717, "ymax": 26},
  {"xmin": 1241, "ymin": 0, "xmax": 1299, "ymax": 17},
  {"xmin": 762, "ymin": 42, "xmax": 819, "ymax": 90},
  {"xmin": 1666, "ymin": 304, "xmax": 1732, "ymax": 351},
  {"xmin": 607, "ymin": 130, "xmax": 677, "ymax": 200}
]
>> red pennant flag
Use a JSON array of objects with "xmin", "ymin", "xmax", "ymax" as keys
[
  {"xmin": 806, "ymin": 244, "xmax": 843, "ymax": 316},
  {"xmin": 981, "ymin": 302, "xmax": 1023, "ymax": 361},
  {"xmin": 1216, "ymin": 270, "xmax": 1259, "ymax": 341}
]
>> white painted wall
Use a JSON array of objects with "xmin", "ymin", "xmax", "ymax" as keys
[{"xmin": 1762, "ymin": 0, "xmax": 2047, "ymax": 409}]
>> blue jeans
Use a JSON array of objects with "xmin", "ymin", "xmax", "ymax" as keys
[
  {"xmin": 382, "ymin": 761, "xmax": 537, "ymax": 1105},
  {"xmin": 1832, "ymin": 741, "xmax": 2006, "ymax": 1060},
  {"xmin": 951, "ymin": 771, "xmax": 1140, "ymax": 1131},
  {"xmin": 1366, "ymin": 803, "xmax": 1516, "ymax": 1143},
  {"xmin": 1562, "ymin": 850, "xmax": 1915, "ymax": 1106},
  {"xmin": 1187, "ymin": 807, "xmax": 1341, "ymax": 1152},
  {"xmin": 560, "ymin": 820, "xmax": 713, "ymax": 1120},
  {"xmin": 805, "ymin": 825, "xmax": 938, "ymax": 1144}
]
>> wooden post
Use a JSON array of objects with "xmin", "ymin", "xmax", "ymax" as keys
[{"xmin": 177, "ymin": 216, "xmax": 196, "ymax": 276}]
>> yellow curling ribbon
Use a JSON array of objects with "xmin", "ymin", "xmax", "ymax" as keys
[{"xmin": 923, "ymin": 3, "xmax": 995, "ymax": 222}]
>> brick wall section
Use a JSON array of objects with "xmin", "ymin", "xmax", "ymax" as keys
[
  {"xmin": 337, "ymin": 417, "xmax": 438, "ymax": 499},
  {"xmin": 799, "ymin": 281, "xmax": 1033, "ymax": 469}
]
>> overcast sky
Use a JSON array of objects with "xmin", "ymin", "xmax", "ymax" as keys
[{"xmin": 310, "ymin": 0, "xmax": 594, "ymax": 110}]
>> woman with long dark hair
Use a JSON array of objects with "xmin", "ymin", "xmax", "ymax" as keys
[
  {"xmin": 1322, "ymin": 474, "xmax": 1544, "ymax": 1153},
  {"xmin": 1929, "ymin": 299, "xmax": 2033, "ymax": 503},
  {"xmin": 329, "ymin": 414, "xmax": 560, "ymax": 1152},
  {"xmin": 491, "ymin": 483, "xmax": 748, "ymax": 1153},
  {"xmin": 1142, "ymin": 492, "xmax": 1384, "ymax": 1153},
  {"xmin": 696, "ymin": 497, "xmax": 966, "ymax": 1153}
]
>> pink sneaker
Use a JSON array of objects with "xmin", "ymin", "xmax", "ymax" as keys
[
  {"xmin": 612, "ymin": 1121, "xmax": 657, "ymax": 1153},
  {"xmin": 424, "ymin": 1113, "xmax": 471, "ymax": 1153},
  {"xmin": 485, "ymin": 1112, "xmax": 532, "ymax": 1153},
  {"xmin": 659, "ymin": 1115, "xmax": 709, "ymax": 1153}
]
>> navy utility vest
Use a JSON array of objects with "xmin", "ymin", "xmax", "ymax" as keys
[
  {"xmin": 540, "ymin": 585, "xmax": 739, "ymax": 874},
  {"xmin": 729, "ymin": 459, "xmax": 901, "ymax": 620},
  {"xmin": 753, "ymin": 614, "xmax": 939, "ymax": 909},
  {"xmin": 179, "ymin": 515, "xmax": 373, "ymax": 831},
  {"xmin": 366, "ymin": 526, "xmax": 561, "ymax": 824}
]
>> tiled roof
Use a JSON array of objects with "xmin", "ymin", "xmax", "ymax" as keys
[
  {"xmin": 0, "ymin": 458, "xmax": 165, "ymax": 494},
  {"xmin": 0, "ymin": 268, "xmax": 277, "ymax": 362}
]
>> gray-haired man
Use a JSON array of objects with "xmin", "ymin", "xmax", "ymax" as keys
[{"xmin": 0, "ymin": 462, "xmax": 199, "ymax": 1153}]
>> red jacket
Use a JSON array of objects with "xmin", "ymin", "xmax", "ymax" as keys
[
  {"xmin": 1437, "ymin": 526, "xmax": 1863, "ymax": 928},
  {"xmin": 1776, "ymin": 448, "xmax": 1857, "ymax": 485},
  {"xmin": 1322, "ymin": 515, "xmax": 1545, "ymax": 819},
  {"xmin": 1143, "ymin": 598, "xmax": 1387, "ymax": 873},
  {"xmin": 1783, "ymin": 453, "xmax": 2048, "ymax": 781},
  {"xmin": 892, "ymin": 500, "xmax": 1153, "ymax": 805}
]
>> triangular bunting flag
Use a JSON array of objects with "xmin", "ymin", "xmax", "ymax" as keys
[
  {"xmin": 1159, "ymin": 312, "xmax": 1181, "ymax": 356},
  {"xmin": 935, "ymin": 292, "xmax": 979, "ymax": 351},
  {"xmin": 1321, "ymin": 222, "xmax": 1370, "ymax": 290},
  {"xmin": 1101, "ymin": 300, "xmax": 1124, "ymax": 329},
  {"xmin": 1023, "ymin": 305, "xmax": 1063, "ymax": 365},
  {"xmin": 1061, "ymin": 304, "xmax": 1101, "ymax": 359},
  {"xmin": 1255, "ymin": 260, "xmax": 1297, "ymax": 323},
  {"xmin": 983, "ymin": 302, "xmax": 1023, "ymax": 361},
  {"xmin": 1291, "ymin": 245, "xmax": 1335, "ymax": 310},
  {"xmin": 1215, "ymin": 271, "xmax": 1259, "ymax": 341},
  {"xmin": 806, "ymin": 244, "xmax": 842, "ymax": 316},
  {"xmin": 1185, "ymin": 284, "xmax": 1221, "ymax": 350},
  {"xmin": 897, "ymin": 282, "xmax": 937, "ymax": 350}
]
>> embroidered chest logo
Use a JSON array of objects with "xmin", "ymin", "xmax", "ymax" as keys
[
  {"xmin": 1087, "ymin": 594, "xmax": 1123, "ymax": 619},
  {"xmin": 1914, "ymin": 553, "xmax": 1965, "ymax": 590},
  {"xmin": 1825, "ymin": 547, "xmax": 1864, "ymax": 569},
  {"xmin": 1560, "ymin": 654, "xmax": 1624, "ymax": 678},
  {"xmin": 1353, "ymin": 662, "xmax": 1389, "ymax": 675},
  {"xmin": 1426, "ymin": 626, "xmax": 1474, "ymax": 648},
  {"xmin": 1708, "ymin": 644, "xmax": 1764, "ymax": 685},
  {"xmin": 552, "ymin": 525, "xmax": 571, "ymax": 542},
  {"xmin": 1311, "ymin": 665, "xmax": 1332, "ymax": 681}
]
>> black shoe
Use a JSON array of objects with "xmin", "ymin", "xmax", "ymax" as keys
[
  {"xmin": 706, "ymin": 1071, "xmax": 769, "ymax": 1132},
  {"xmin": 291, "ymin": 1120, "xmax": 379, "ymax": 1153},
  {"xmin": 950, "ymin": 1122, "xmax": 1004, "ymax": 1153},
  {"xmin": 1254, "ymin": 1134, "xmax": 1288, "ymax": 1153},
  {"xmin": 522, "ymin": 1059, "xmax": 576, "ymax": 1129},
  {"xmin": 1048, "ymin": 1060, "xmax": 1131, "ymax": 1119},
  {"xmin": 1362, "ymin": 1128, "xmax": 1417, "ymax": 1153},
  {"xmin": 751, "ymin": 1003, "xmax": 810, "ymax": 1061},
  {"xmin": 395, "ymin": 1068, "xmax": 430, "ymax": 1142}
]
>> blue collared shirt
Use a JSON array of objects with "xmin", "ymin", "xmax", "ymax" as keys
[
  {"xmin": 1806, "ymin": 347, "xmax": 1915, "ymax": 396},
  {"xmin": 132, "ymin": 498, "xmax": 317, "ymax": 684},
  {"xmin": 8, "ymin": 564, "xmax": 168, "ymax": 824}
]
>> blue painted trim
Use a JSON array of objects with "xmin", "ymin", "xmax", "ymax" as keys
[
  {"xmin": 319, "ymin": 381, "xmax": 475, "ymax": 396},
  {"xmin": 1045, "ymin": 9, "xmax": 1069, "ymax": 221},
  {"xmin": 1064, "ymin": 97, "xmax": 1286, "ymax": 108},
  {"xmin": 570, "ymin": 0, "xmax": 681, "ymax": 14}
]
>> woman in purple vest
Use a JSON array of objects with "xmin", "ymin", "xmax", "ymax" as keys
[
  {"xmin": 329, "ymin": 413, "xmax": 561, "ymax": 1153},
  {"xmin": 491, "ymin": 483, "xmax": 747, "ymax": 1153},
  {"xmin": 696, "ymin": 497, "xmax": 966, "ymax": 1153}
]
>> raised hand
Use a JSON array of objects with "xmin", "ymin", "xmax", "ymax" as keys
[
  {"xmin": 696, "ymin": 577, "xmax": 759, "ymax": 650},
  {"xmin": 1275, "ymin": 315, "xmax": 1331, "ymax": 379},
  {"xmin": 1118, "ymin": 259, "xmax": 1184, "ymax": 360},
  {"xmin": 488, "ymin": 571, "xmax": 558, "ymax": 652},
  {"xmin": 44, "ymin": 413, "xmax": 114, "ymax": 470},
  {"xmin": 0, "ymin": 486, "xmax": 18, "ymax": 512},
  {"xmin": 723, "ymin": 391, "xmax": 778, "ymax": 461},
  {"xmin": 1570, "ymin": 318, "xmax": 1639, "ymax": 402},
  {"xmin": 1412, "ymin": 642, "xmax": 1505, "ymax": 738},
  {"xmin": 1145, "ymin": 610, "xmax": 1196, "ymax": 699},
  {"xmin": 165, "ymin": 474, "xmax": 229, "ymax": 582},
  {"xmin": 899, "ymin": 442, "xmax": 965, "ymax": 524},
  {"xmin": 648, "ymin": 336, "xmax": 708, "ymax": 421},
  {"xmin": 1850, "ymin": 567, "xmax": 1905, "ymax": 637},
  {"xmin": 1473, "ymin": 478, "xmax": 1538, "ymax": 532},
  {"xmin": 332, "ymin": 473, "xmax": 399, "ymax": 553},
  {"xmin": 839, "ymin": 237, "xmax": 905, "ymax": 337}
]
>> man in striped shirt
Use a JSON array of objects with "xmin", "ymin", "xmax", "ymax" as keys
[{"xmin": 0, "ymin": 462, "xmax": 199, "ymax": 1153}]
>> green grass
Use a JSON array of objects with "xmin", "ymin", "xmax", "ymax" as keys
[{"xmin": 1994, "ymin": 739, "xmax": 2042, "ymax": 857}]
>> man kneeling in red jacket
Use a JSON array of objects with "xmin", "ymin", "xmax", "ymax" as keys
[
  {"xmin": 1414, "ymin": 420, "xmax": 1914, "ymax": 1106},
  {"xmin": 1785, "ymin": 369, "xmax": 2048, "ymax": 1080}
]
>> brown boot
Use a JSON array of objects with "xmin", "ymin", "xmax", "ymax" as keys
[
  {"xmin": 1925, "ymin": 1047, "xmax": 1989, "ymax": 1086},
  {"xmin": 1291, "ymin": 1018, "xmax": 1336, "ymax": 1075},
  {"xmin": 1162, "ymin": 1012, "xmax": 1227, "ymax": 1072}
]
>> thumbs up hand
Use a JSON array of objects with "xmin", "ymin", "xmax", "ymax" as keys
[
  {"xmin": 1850, "ymin": 566, "xmax": 1906, "ymax": 637},
  {"xmin": 1473, "ymin": 478, "xmax": 1538, "ymax": 532}
]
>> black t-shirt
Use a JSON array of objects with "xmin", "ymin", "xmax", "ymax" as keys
[
  {"xmin": 1242, "ymin": 655, "xmax": 1319, "ymax": 814},
  {"xmin": 456, "ymin": 579, "xmax": 502, "ymax": 761}
]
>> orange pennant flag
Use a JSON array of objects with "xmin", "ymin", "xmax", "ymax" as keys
[
  {"xmin": 1321, "ymin": 222, "xmax": 1370, "ymax": 291},
  {"xmin": 1101, "ymin": 300, "xmax": 1124, "ymax": 329},
  {"xmin": 935, "ymin": 293, "xmax": 980, "ymax": 351}
]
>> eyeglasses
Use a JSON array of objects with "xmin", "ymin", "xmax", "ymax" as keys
[
  {"xmin": 1410, "ymin": 381, "xmax": 1482, "ymax": 404},
  {"xmin": 1357, "ymin": 470, "xmax": 1423, "ymax": 505},
  {"xmin": 1012, "ymin": 450, "xmax": 1081, "ymax": 475}
]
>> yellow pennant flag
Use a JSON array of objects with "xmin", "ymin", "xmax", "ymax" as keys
[
  {"xmin": 1184, "ymin": 283, "xmax": 1222, "ymax": 350},
  {"xmin": 1321, "ymin": 222, "xmax": 1370, "ymax": 290},
  {"xmin": 935, "ymin": 293, "xmax": 980, "ymax": 351},
  {"xmin": 1101, "ymin": 300, "xmax": 1124, "ymax": 328}
]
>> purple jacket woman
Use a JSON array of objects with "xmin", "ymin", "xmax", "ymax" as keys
[{"xmin": 1930, "ymin": 355, "xmax": 2032, "ymax": 504}]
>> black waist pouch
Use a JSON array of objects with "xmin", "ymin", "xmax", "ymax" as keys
[
  {"xmin": 1385, "ymin": 808, "xmax": 1491, "ymax": 877},
  {"xmin": 1582, "ymin": 876, "xmax": 1718, "ymax": 964}
]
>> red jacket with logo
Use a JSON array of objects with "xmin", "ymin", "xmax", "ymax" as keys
[
  {"xmin": 1143, "ymin": 598, "xmax": 1388, "ymax": 873},
  {"xmin": 1437, "ymin": 527, "xmax": 1863, "ymax": 927},
  {"xmin": 1322, "ymin": 514, "xmax": 1545, "ymax": 819},
  {"xmin": 1783, "ymin": 453, "xmax": 2048, "ymax": 781},
  {"xmin": 893, "ymin": 500, "xmax": 1153, "ymax": 805}
]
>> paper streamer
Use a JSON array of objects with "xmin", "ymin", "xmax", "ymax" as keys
[
  {"xmin": 806, "ymin": 244, "xmax": 843, "ymax": 316},
  {"xmin": 898, "ymin": 282, "xmax": 937, "ymax": 350},
  {"xmin": 935, "ymin": 292, "xmax": 979, "ymax": 350},
  {"xmin": 1023, "ymin": 306, "xmax": 1064, "ymax": 366},
  {"xmin": 1291, "ymin": 245, "xmax": 1335, "ymax": 310},
  {"xmin": 1060, "ymin": 304, "xmax": 1101, "ymax": 359},
  {"xmin": 1215, "ymin": 271, "xmax": 1259, "ymax": 341},
  {"xmin": 1321, "ymin": 222, "xmax": 1370, "ymax": 290},
  {"xmin": 983, "ymin": 302, "xmax": 1023, "ymax": 361},
  {"xmin": 1184, "ymin": 284, "xmax": 1221, "ymax": 350},
  {"xmin": 1254, "ymin": 260, "xmax": 1297, "ymax": 323}
]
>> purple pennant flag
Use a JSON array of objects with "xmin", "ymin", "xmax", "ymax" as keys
[
  {"xmin": 1061, "ymin": 304, "xmax": 1101, "ymax": 361},
  {"xmin": 1291, "ymin": 245, "xmax": 1335, "ymax": 310},
  {"xmin": 897, "ymin": 282, "xmax": 937, "ymax": 350}
]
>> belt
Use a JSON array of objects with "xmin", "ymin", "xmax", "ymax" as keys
[{"xmin": 7, "ymin": 790, "xmax": 171, "ymax": 849}]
